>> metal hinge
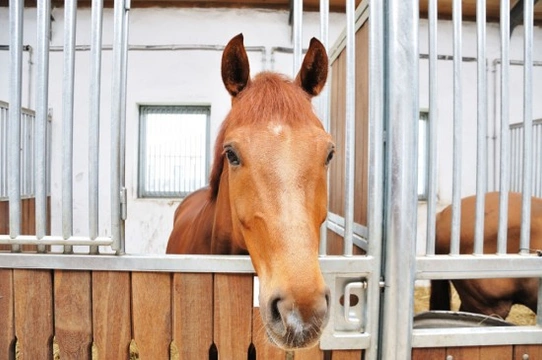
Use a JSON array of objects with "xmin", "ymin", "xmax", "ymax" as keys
[{"xmin": 120, "ymin": 187, "xmax": 127, "ymax": 220}]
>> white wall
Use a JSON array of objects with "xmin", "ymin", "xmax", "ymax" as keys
[
  {"xmin": 0, "ymin": 6, "xmax": 345, "ymax": 254},
  {"xmin": 1, "ymin": 8, "xmax": 540, "ymax": 255}
]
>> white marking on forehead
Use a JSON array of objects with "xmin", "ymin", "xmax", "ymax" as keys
[{"xmin": 268, "ymin": 123, "xmax": 284, "ymax": 136}]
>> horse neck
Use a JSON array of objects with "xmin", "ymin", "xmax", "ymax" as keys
[{"xmin": 211, "ymin": 164, "xmax": 247, "ymax": 255}]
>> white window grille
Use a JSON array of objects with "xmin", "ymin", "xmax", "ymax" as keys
[{"xmin": 139, "ymin": 105, "xmax": 210, "ymax": 198}]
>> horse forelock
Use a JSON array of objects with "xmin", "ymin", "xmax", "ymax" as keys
[{"xmin": 209, "ymin": 72, "xmax": 324, "ymax": 200}]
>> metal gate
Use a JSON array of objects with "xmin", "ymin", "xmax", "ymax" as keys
[{"xmin": 1, "ymin": 0, "xmax": 541, "ymax": 359}]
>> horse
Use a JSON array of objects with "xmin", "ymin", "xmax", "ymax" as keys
[
  {"xmin": 430, "ymin": 192, "xmax": 542, "ymax": 319},
  {"xmin": 166, "ymin": 33, "xmax": 334, "ymax": 350}
]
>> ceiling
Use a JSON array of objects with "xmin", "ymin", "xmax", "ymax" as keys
[{"xmin": 2, "ymin": 0, "xmax": 542, "ymax": 24}]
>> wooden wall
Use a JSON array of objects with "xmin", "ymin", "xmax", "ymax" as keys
[
  {"xmin": 0, "ymin": 198, "xmax": 51, "ymax": 252},
  {"xmin": 0, "ymin": 269, "xmax": 365, "ymax": 360},
  {"xmin": 326, "ymin": 19, "xmax": 369, "ymax": 256}
]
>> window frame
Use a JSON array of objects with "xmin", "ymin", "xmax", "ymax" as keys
[{"xmin": 138, "ymin": 105, "xmax": 211, "ymax": 199}]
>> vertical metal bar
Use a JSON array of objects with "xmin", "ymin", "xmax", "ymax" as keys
[
  {"xmin": 497, "ymin": 0, "xmax": 510, "ymax": 254},
  {"xmin": 473, "ymin": 0, "xmax": 487, "ymax": 255},
  {"xmin": 450, "ymin": 0, "xmax": 463, "ymax": 255},
  {"xmin": 365, "ymin": 0, "xmax": 384, "ymax": 358},
  {"xmin": 343, "ymin": 0, "xmax": 356, "ymax": 256},
  {"xmin": 62, "ymin": 0, "xmax": 77, "ymax": 253},
  {"xmin": 110, "ymin": 0, "xmax": 127, "ymax": 253},
  {"xmin": 35, "ymin": 0, "xmax": 51, "ymax": 253},
  {"xmin": 520, "ymin": 0, "xmax": 534, "ymax": 255},
  {"xmin": 9, "ymin": 0, "xmax": 24, "ymax": 252},
  {"xmin": 425, "ymin": 0, "xmax": 438, "ymax": 255},
  {"xmin": 292, "ymin": 0, "xmax": 303, "ymax": 73},
  {"xmin": 381, "ymin": 0, "xmax": 419, "ymax": 358},
  {"xmin": 89, "ymin": 0, "xmax": 104, "ymax": 254},
  {"xmin": 318, "ymin": 0, "xmax": 330, "ymax": 256},
  {"xmin": 119, "ymin": 1, "xmax": 130, "ymax": 253}
]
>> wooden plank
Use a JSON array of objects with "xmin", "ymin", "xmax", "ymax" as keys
[
  {"xmin": 412, "ymin": 347, "xmax": 446, "ymax": 360},
  {"xmin": 478, "ymin": 345, "xmax": 513, "ymax": 360},
  {"xmin": 132, "ymin": 272, "xmax": 171, "ymax": 359},
  {"xmin": 514, "ymin": 344, "xmax": 542, "ymax": 360},
  {"xmin": 92, "ymin": 271, "xmax": 131, "ymax": 359},
  {"xmin": 354, "ymin": 22, "xmax": 369, "ymax": 228},
  {"xmin": 251, "ymin": 307, "xmax": 286, "ymax": 359},
  {"xmin": 14, "ymin": 269, "xmax": 53, "ymax": 359},
  {"xmin": 446, "ymin": 346, "xmax": 480, "ymax": 360},
  {"xmin": 214, "ymin": 273, "xmax": 253, "ymax": 359},
  {"xmin": 294, "ymin": 344, "xmax": 325, "ymax": 359},
  {"xmin": 329, "ymin": 349, "xmax": 363, "ymax": 360},
  {"xmin": 172, "ymin": 273, "xmax": 213, "ymax": 360},
  {"xmin": 54, "ymin": 270, "xmax": 92, "ymax": 359},
  {"xmin": 0, "ymin": 269, "xmax": 14, "ymax": 358}
]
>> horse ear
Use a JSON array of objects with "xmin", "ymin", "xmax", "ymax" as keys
[
  {"xmin": 221, "ymin": 33, "xmax": 250, "ymax": 97},
  {"xmin": 295, "ymin": 38, "xmax": 328, "ymax": 97}
]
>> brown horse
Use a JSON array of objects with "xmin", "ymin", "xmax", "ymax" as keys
[
  {"xmin": 430, "ymin": 192, "xmax": 542, "ymax": 319},
  {"xmin": 167, "ymin": 34, "xmax": 334, "ymax": 349}
]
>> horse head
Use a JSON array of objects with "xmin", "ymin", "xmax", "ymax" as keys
[{"xmin": 212, "ymin": 33, "xmax": 333, "ymax": 349}]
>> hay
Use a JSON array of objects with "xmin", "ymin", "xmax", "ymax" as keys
[{"xmin": 414, "ymin": 285, "xmax": 536, "ymax": 326}]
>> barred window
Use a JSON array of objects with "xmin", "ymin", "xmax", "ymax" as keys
[{"xmin": 139, "ymin": 105, "xmax": 210, "ymax": 198}]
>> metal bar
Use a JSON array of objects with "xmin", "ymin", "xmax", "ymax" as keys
[
  {"xmin": 450, "ymin": 0, "xmax": 463, "ymax": 255},
  {"xmin": 343, "ymin": 0, "xmax": 356, "ymax": 256},
  {"xmin": 473, "ymin": 0, "xmax": 487, "ymax": 255},
  {"xmin": 425, "ymin": 0, "xmax": 438, "ymax": 255},
  {"xmin": 520, "ymin": 0, "xmax": 534, "ymax": 255},
  {"xmin": 381, "ymin": 0, "xmax": 419, "ymax": 358},
  {"xmin": 0, "ymin": 253, "xmax": 374, "ymax": 273},
  {"xmin": 35, "ymin": 0, "xmax": 51, "ymax": 253},
  {"xmin": 0, "ymin": 235, "xmax": 114, "ymax": 246},
  {"xmin": 318, "ymin": 0, "xmax": 330, "ymax": 256},
  {"xmin": 62, "ymin": 0, "xmax": 78, "ymax": 253},
  {"xmin": 292, "ymin": 0, "xmax": 303, "ymax": 73},
  {"xmin": 8, "ymin": 0, "xmax": 24, "ymax": 253},
  {"xmin": 497, "ymin": 0, "xmax": 510, "ymax": 254},
  {"xmin": 413, "ymin": 327, "xmax": 542, "ymax": 348},
  {"xmin": 118, "ymin": 0, "xmax": 130, "ymax": 253},
  {"xmin": 89, "ymin": 0, "xmax": 104, "ymax": 253},
  {"xmin": 110, "ymin": 0, "xmax": 126, "ymax": 252},
  {"xmin": 416, "ymin": 254, "xmax": 542, "ymax": 279},
  {"xmin": 365, "ymin": 0, "xmax": 384, "ymax": 356}
]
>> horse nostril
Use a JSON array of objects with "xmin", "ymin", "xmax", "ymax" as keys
[{"xmin": 270, "ymin": 295, "xmax": 282, "ymax": 323}]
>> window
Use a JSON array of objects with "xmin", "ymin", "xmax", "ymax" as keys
[
  {"xmin": 418, "ymin": 111, "xmax": 429, "ymax": 200},
  {"xmin": 139, "ymin": 105, "xmax": 210, "ymax": 198}
]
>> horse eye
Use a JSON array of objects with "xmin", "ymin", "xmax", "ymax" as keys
[
  {"xmin": 325, "ymin": 149, "xmax": 335, "ymax": 165},
  {"xmin": 225, "ymin": 148, "xmax": 241, "ymax": 166}
]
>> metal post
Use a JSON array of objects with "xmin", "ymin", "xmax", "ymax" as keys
[
  {"xmin": 343, "ymin": 0, "xmax": 356, "ymax": 256},
  {"xmin": 497, "ymin": 0, "xmax": 510, "ymax": 254},
  {"xmin": 473, "ymin": 0, "xmax": 487, "ymax": 255},
  {"xmin": 381, "ymin": 0, "xmax": 419, "ymax": 358},
  {"xmin": 110, "ymin": 0, "xmax": 128, "ymax": 253},
  {"xmin": 292, "ymin": 0, "xmax": 303, "ymax": 73},
  {"xmin": 89, "ymin": 0, "xmax": 104, "ymax": 254},
  {"xmin": 9, "ymin": 0, "xmax": 24, "ymax": 253},
  {"xmin": 450, "ymin": 0, "xmax": 463, "ymax": 255},
  {"xmin": 425, "ymin": 0, "xmax": 438, "ymax": 255},
  {"xmin": 520, "ymin": 0, "xmax": 534, "ymax": 254},
  {"xmin": 365, "ymin": 0, "xmax": 385, "ymax": 358},
  {"xmin": 35, "ymin": 0, "xmax": 51, "ymax": 253},
  {"xmin": 62, "ymin": 0, "xmax": 77, "ymax": 253},
  {"xmin": 319, "ymin": 0, "xmax": 330, "ymax": 256}
]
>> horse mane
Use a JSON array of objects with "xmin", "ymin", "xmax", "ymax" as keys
[{"xmin": 209, "ymin": 72, "xmax": 323, "ymax": 200}]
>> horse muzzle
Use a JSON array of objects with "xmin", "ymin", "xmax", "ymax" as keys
[{"xmin": 261, "ymin": 286, "xmax": 331, "ymax": 349}]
